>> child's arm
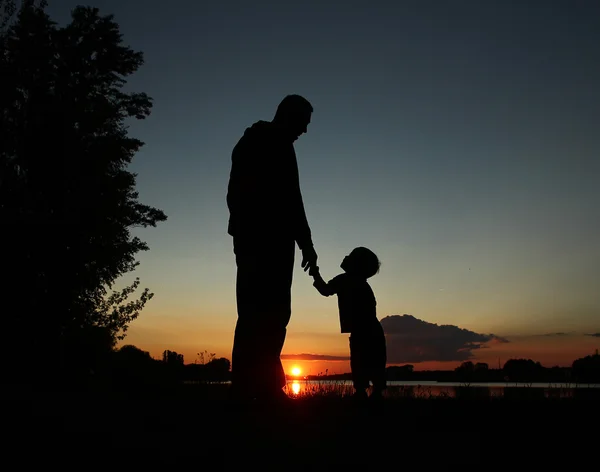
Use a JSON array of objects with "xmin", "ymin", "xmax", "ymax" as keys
[{"xmin": 309, "ymin": 266, "xmax": 336, "ymax": 297}]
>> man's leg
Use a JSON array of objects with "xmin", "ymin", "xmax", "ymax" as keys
[
  {"xmin": 349, "ymin": 336, "xmax": 369, "ymax": 398},
  {"xmin": 231, "ymin": 250, "xmax": 263, "ymax": 399},
  {"xmin": 231, "ymin": 237, "xmax": 295, "ymax": 399},
  {"xmin": 256, "ymin": 238, "xmax": 295, "ymax": 397},
  {"xmin": 370, "ymin": 324, "xmax": 388, "ymax": 395}
]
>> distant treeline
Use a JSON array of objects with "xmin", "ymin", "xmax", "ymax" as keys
[
  {"xmin": 53, "ymin": 344, "xmax": 231, "ymax": 389},
  {"xmin": 307, "ymin": 352, "xmax": 600, "ymax": 384},
  {"xmin": 96, "ymin": 346, "xmax": 599, "ymax": 388}
]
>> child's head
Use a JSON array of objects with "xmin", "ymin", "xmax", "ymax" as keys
[{"xmin": 340, "ymin": 247, "xmax": 381, "ymax": 279}]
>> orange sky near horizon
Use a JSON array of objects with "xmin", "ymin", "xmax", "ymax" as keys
[
  {"xmin": 115, "ymin": 227, "xmax": 600, "ymax": 375},
  {"xmin": 120, "ymin": 322, "xmax": 599, "ymax": 374}
]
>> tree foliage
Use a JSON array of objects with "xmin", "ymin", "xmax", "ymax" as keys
[
  {"xmin": 572, "ymin": 352, "xmax": 600, "ymax": 384},
  {"xmin": 502, "ymin": 358, "xmax": 543, "ymax": 383},
  {"xmin": 1, "ymin": 1, "xmax": 166, "ymax": 378}
]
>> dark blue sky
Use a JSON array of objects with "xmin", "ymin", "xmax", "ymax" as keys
[{"xmin": 47, "ymin": 1, "xmax": 599, "ymax": 365}]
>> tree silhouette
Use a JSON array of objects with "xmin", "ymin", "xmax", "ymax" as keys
[
  {"xmin": 0, "ymin": 0, "xmax": 18, "ymax": 32},
  {"xmin": 163, "ymin": 350, "xmax": 185, "ymax": 366},
  {"xmin": 197, "ymin": 350, "xmax": 216, "ymax": 365},
  {"xmin": 454, "ymin": 361, "xmax": 475, "ymax": 383},
  {"xmin": 1, "ymin": 1, "xmax": 166, "ymax": 382},
  {"xmin": 112, "ymin": 345, "xmax": 161, "ymax": 388},
  {"xmin": 572, "ymin": 351, "xmax": 600, "ymax": 384},
  {"xmin": 186, "ymin": 357, "xmax": 231, "ymax": 383},
  {"xmin": 503, "ymin": 358, "xmax": 543, "ymax": 384},
  {"xmin": 63, "ymin": 325, "xmax": 115, "ymax": 380},
  {"xmin": 204, "ymin": 357, "xmax": 231, "ymax": 381},
  {"xmin": 385, "ymin": 365, "xmax": 414, "ymax": 381},
  {"xmin": 117, "ymin": 345, "xmax": 155, "ymax": 363}
]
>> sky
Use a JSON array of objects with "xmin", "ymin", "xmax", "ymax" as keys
[{"xmin": 46, "ymin": 0, "xmax": 599, "ymax": 373}]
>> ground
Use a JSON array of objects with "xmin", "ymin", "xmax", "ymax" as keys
[{"xmin": 6, "ymin": 384, "xmax": 598, "ymax": 468}]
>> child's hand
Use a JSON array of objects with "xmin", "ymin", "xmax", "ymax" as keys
[{"xmin": 308, "ymin": 265, "xmax": 320, "ymax": 277}]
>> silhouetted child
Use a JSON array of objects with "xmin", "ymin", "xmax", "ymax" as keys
[{"xmin": 309, "ymin": 247, "xmax": 387, "ymax": 401}]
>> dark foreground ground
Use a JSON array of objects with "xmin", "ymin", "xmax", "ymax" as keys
[{"xmin": 5, "ymin": 384, "xmax": 599, "ymax": 469}]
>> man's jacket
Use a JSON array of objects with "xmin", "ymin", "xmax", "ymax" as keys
[{"xmin": 227, "ymin": 120, "xmax": 313, "ymax": 250}]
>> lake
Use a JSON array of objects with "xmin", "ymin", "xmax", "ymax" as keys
[{"xmin": 283, "ymin": 379, "xmax": 600, "ymax": 398}]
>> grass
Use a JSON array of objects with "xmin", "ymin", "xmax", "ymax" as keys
[
  {"xmin": 286, "ymin": 379, "xmax": 594, "ymax": 399},
  {"xmin": 5, "ymin": 382, "xmax": 598, "ymax": 467}
]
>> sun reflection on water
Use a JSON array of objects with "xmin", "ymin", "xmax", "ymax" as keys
[{"xmin": 291, "ymin": 381, "xmax": 301, "ymax": 395}]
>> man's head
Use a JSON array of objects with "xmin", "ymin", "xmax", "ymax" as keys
[{"xmin": 273, "ymin": 94, "xmax": 313, "ymax": 142}]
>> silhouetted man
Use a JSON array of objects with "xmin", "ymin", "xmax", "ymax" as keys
[{"xmin": 227, "ymin": 94, "xmax": 318, "ymax": 403}]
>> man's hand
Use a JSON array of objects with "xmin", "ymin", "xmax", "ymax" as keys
[{"xmin": 301, "ymin": 245, "xmax": 318, "ymax": 273}]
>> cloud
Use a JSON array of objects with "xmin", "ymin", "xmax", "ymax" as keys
[
  {"xmin": 507, "ymin": 332, "xmax": 594, "ymax": 340},
  {"xmin": 281, "ymin": 353, "xmax": 350, "ymax": 361},
  {"xmin": 381, "ymin": 314, "xmax": 509, "ymax": 364},
  {"xmin": 585, "ymin": 333, "xmax": 600, "ymax": 338}
]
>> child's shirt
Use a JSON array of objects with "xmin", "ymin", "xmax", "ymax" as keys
[{"xmin": 314, "ymin": 273, "xmax": 377, "ymax": 334}]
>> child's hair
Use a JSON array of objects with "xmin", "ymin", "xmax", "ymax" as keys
[{"xmin": 347, "ymin": 247, "xmax": 381, "ymax": 279}]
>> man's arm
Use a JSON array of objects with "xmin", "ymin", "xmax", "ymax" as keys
[
  {"xmin": 289, "ymin": 148, "xmax": 318, "ymax": 272},
  {"xmin": 289, "ymin": 148, "xmax": 313, "ymax": 251}
]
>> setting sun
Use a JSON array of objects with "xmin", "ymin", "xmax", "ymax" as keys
[{"xmin": 291, "ymin": 366, "xmax": 301, "ymax": 376}]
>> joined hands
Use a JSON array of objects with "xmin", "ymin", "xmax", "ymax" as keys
[{"xmin": 301, "ymin": 245, "xmax": 318, "ymax": 273}]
